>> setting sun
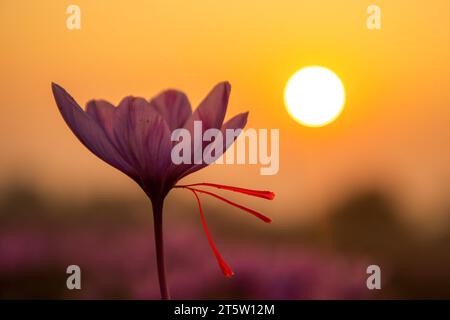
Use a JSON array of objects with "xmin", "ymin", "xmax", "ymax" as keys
[{"xmin": 284, "ymin": 66, "xmax": 346, "ymax": 127}]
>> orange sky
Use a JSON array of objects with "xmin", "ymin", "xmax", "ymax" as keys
[{"xmin": 1, "ymin": 1, "xmax": 450, "ymax": 227}]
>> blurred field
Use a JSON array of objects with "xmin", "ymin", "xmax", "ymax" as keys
[{"xmin": 1, "ymin": 180, "xmax": 450, "ymax": 299}]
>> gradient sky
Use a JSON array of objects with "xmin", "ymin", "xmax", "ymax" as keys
[{"xmin": 1, "ymin": 1, "xmax": 450, "ymax": 227}]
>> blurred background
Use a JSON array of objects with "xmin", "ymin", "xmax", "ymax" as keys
[{"xmin": 1, "ymin": 0, "xmax": 450, "ymax": 299}]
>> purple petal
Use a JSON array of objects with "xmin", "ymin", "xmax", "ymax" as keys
[
  {"xmin": 149, "ymin": 90, "xmax": 192, "ymax": 131},
  {"xmin": 220, "ymin": 111, "xmax": 249, "ymax": 147},
  {"xmin": 86, "ymin": 99, "xmax": 116, "ymax": 141},
  {"xmin": 51, "ymin": 83, "xmax": 137, "ymax": 178},
  {"xmin": 170, "ymin": 82, "xmax": 231, "ymax": 180},
  {"xmin": 184, "ymin": 81, "xmax": 230, "ymax": 132},
  {"xmin": 178, "ymin": 112, "xmax": 249, "ymax": 179},
  {"xmin": 112, "ymin": 97, "xmax": 172, "ymax": 181}
]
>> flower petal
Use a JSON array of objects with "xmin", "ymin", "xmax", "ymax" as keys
[
  {"xmin": 220, "ymin": 111, "xmax": 249, "ymax": 150},
  {"xmin": 178, "ymin": 112, "xmax": 249, "ymax": 179},
  {"xmin": 86, "ymin": 99, "xmax": 116, "ymax": 141},
  {"xmin": 112, "ymin": 97, "xmax": 173, "ymax": 182},
  {"xmin": 168, "ymin": 82, "xmax": 233, "ymax": 181},
  {"xmin": 149, "ymin": 90, "xmax": 192, "ymax": 132},
  {"xmin": 184, "ymin": 81, "xmax": 230, "ymax": 132},
  {"xmin": 52, "ymin": 83, "xmax": 137, "ymax": 178}
]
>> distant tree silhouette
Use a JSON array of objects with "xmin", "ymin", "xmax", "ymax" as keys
[{"xmin": 327, "ymin": 189, "xmax": 408, "ymax": 258}]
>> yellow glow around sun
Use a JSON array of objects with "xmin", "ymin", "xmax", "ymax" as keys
[{"xmin": 284, "ymin": 66, "xmax": 346, "ymax": 127}]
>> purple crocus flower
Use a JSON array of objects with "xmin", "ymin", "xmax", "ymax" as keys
[{"xmin": 52, "ymin": 82, "xmax": 274, "ymax": 299}]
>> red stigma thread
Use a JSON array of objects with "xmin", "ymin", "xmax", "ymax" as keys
[
  {"xmin": 175, "ymin": 183, "xmax": 274, "ymax": 277},
  {"xmin": 189, "ymin": 189, "xmax": 234, "ymax": 277},
  {"xmin": 180, "ymin": 183, "xmax": 275, "ymax": 200}
]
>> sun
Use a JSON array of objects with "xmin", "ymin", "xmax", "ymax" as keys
[{"xmin": 284, "ymin": 66, "xmax": 346, "ymax": 127}]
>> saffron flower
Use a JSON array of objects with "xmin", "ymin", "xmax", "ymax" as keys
[{"xmin": 52, "ymin": 82, "xmax": 274, "ymax": 299}]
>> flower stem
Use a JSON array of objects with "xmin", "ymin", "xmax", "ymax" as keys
[{"xmin": 152, "ymin": 199, "xmax": 170, "ymax": 300}]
